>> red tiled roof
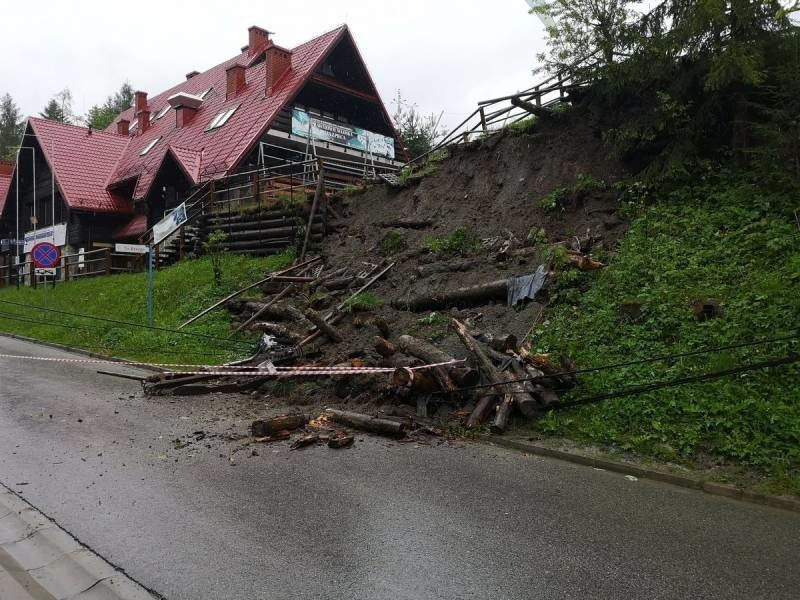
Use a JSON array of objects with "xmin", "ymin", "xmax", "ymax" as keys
[
  {"xmin": 0, "ymin": 173, "xmax": 11, "ymax": 217},
  {"xmin": 108, "ymin": 25, "xmax": 349, "ymax": 200},
  {"xmin": 113, "ymin": 214, "xmax": 148, "ymax": 239},
  {"xmin": 169, "ymin": 146, "xmax": 202, "ymax": 184},
  {"xmin": 29, "ymin": 118, "xmax": 133, "ymax": 214}
]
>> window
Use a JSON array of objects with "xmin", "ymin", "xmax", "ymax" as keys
[
  {"xmin": 199, "ymin": 88, "xmax": 212, "ymax": 100},
  {"xmin": 129, "ymin": 118, "xmax": 138, "ymax": 132},
  {"xmin": 205, "ymin": 105, "xmax": 238, "ymax": 131},
  {"xmin": 140, "ymin": 136, "xmax": 161, "ymax": 156},
  {"xmin": 155, "ymin": 105, "xmax": 171, "ymax": 120}
]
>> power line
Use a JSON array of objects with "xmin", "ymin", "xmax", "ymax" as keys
[
  {"xmin": 0, "ymin": 310, "xmax": 236, "ymax": 358},
  {"xmin": 435, "ymin": 332, "xmax": 800, "ymax": 395},
  {"xmin": 554, "ymin": 355, "xmax": 800, "ymax": 409}
]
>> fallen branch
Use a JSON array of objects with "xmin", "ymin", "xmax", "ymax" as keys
[
  {"xmin": 251, "ymin": 414, "xmax": 309, "ymax": 437},
  {"xmin": 304, "ymin": 308, "xmax": 344, "ymax": 343}
]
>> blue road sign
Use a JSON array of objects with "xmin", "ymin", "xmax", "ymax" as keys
[{"xmin": 32, "ymin": 242, "xmax": 61, "ymax": 269}]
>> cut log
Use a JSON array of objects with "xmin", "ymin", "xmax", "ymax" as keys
[
  {"xmin": 391, "ymin": 367, "xmax": 440, "ymax": 394},
  {"xmin": 374, "ymin": 336, "xmax": 397, "ymax": 357},
  {"xmin": 396, "ymin": 334, "xmax": 463, "ymax": 393},
  {"xmin": 328, "ymin": 432, "xmax": 355, "ymax": 449},
  {"xmin": 251, "ymin": 414, "xmax": 309, "ymax": 437},
  {"xmin": 451, "ymin": 318, "xmax": 537, "ymax": 429},
  {"xmin": 491, "ymin": 392, "xmax": 515, "ymax": 434},
  {"xmin": 254, "ymin": 430, "xmax": 292, "ymax": 444},
  {"xmin": 246, "ymin": 322, "xmax": 294, "ymax": 338},
  {"xmin": 467, "ymin": 392, "xmax": 499, "ymax": 429},
  {"xmin": 395, "ymin": 279, "xmax": 508, "ymax": 311},
  {"xmin": 325, "ymin": 409, "xmax": 406, "ymax": 437},
  {"xmin": 233, "ymin": 284, "xmax": 296, "ymax": 333},
  {"xmin": 304, "ymin": 308, "xmax": 344, "ymax": 343},
  {"xmin": 378, "ymin": 218, "xmax": 434, "ymax": 229},
  {"xmin": 290, "ymin": 434, "xmax": 321, "ymax": 450}
]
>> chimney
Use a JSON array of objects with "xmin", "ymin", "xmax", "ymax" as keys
[
  {"xmin": 134, "ymin": 91, "xmax": 148, "ymax": 115},
  {"xmin": 139, "ymin": 110, "xmax": 151, "ymax": 134},
  {"xmin": 168, "ymin": 92, "xmax": 204, "ymax": 129},
  {"xmin": 226, "ymin": 64, "xmax": 246, "ymax": 98},
  {"xmin": 248, "ymin": 26, "xmax": 271, "ymax": 56},
  {"xmin": 185, "ymin": 70, "xmax": 200, "ymax": 80},
  {"xmin": 117, "ymin": 119, "xmax": 130, "ymax": 136},
  {"xmin": 176, "ymin": 106, "xmax": 197, "ymax": 128},
  {"xmin": 265, "ymin": 46, "xmax": 292, "ymax": 94}
]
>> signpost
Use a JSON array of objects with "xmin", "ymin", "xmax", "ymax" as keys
[
  {"xmin": 115, "ymin": 243, "xmax": 149, "ymax": 255},
  {"xmin": 31, "ymin": 242, "xmax": 61, "ymax": 316},
  {"xmin": 146, "ymin": 245, "xmax": 154, "ymax": 327}
]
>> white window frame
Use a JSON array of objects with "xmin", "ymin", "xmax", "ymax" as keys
[
  {"xmin": 140, "ymin": 136, "xmax": 161, "ymax": 156},
  {"xmin": 155, "ymin": 105, "xmax": 171, "ymax": 120},
  {"xmin": 205, "ymin": 105, "xmax": 238, "ymax": 131},
  {"xmin": 199, "ymin": 88, "xmax": 212, "ymax": 100},
  {"xmin": 129, "ymin": 118, "xmax": 138, "ymax": 131}
]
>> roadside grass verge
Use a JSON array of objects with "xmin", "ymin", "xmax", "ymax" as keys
[
  {"xmin": 529, "ymin": 172, "xmax": 800, "ymax": 494},
  {"xmin": 0, "ymin": 251, "xmax": 293, "ymax": 365}
]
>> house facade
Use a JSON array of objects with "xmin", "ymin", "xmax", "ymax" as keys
[{"xmin": 0, "ymin": 24, "xmax": 403, "ymax": 275}]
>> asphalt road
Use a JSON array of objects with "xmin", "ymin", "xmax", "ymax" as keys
[{"xmin": 0, "ymin": 335, "xmax": 799, "ymax": 600}]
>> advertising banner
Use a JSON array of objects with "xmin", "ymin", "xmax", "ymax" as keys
[
  {"xmin": 23, "ymin": 223, "xmax": 67, "ymax": 253},
  {"xmin": 153, "ymin": 203, "xmax": 188, "ymax": 245},
  {"xmin": 291, "ymin": 109, "xmax": 395, "ymax": 160}
]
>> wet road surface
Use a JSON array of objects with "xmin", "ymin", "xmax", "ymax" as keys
[{"xmin": 1, "ymin": 335, "xmax": 799, "ymax": 599}]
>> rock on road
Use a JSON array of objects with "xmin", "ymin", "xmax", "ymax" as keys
[{"xmin": 0, "ymin": 335, "xmax": 798, "ymax": 599}]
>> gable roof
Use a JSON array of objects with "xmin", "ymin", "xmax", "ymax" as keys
[
  {"xmin": 107, "ymin": 25, "xmax": 352, "ymax": 201},
  {"xmin": 0, "ymin": 173, "xmax": 11, "ymax": 217},
  {"xmin": 28, "ymin": 118, "xmax": 133, "ymax": 214}
]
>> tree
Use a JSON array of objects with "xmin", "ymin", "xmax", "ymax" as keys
[
  {"xmin": 532, "ymin": 0, "xmax": 638, "ymax": 77},
  {"xmin": 391, "ymin": 91, "xmax": 442, "ymax": 159},
  {"xmin": 40, "ymin": 88, "xmax": 74, "ymax": 123},
  {"xmin": 87, "ymin": 82, "xmax": 135, "ymax": 130},
  {"xmin": 0, "ymin": 93, "xmax": 23, "ymax": 160}
]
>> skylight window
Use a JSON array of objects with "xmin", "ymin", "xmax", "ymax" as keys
[
  {"xmin": 129, "ymin": 118, "xmax": 138, "ymax": 132},
  {"xmin": 205, "ymin": 105, "xmax": 238, "ymax": 131},
  {"xmin": 155, "ymin": 105, "xmax": 171, "ymax": 120},
  {"xmin": 140, "ymin": 136, "xmax": 161, "ymax": 156},
  {"xmin": 199, "ymin": 88, "xmax": 212, "ymax": 100}
]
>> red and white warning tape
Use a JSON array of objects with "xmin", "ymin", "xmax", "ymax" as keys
[{"xmin": 0, "ymin": 353, "xmax": 464, "ymax": 378}]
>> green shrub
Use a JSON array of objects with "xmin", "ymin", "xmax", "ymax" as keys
[
  {"xmin": 342, "ymin": 292, "xmax": 383, "ymax": 313},
  {"xmin": 424, "ymin": 226, "xmax": 481, "ymax": 256},
  {"xmin": 379, "ymin": 231, "xmax": 408, "ymax": 256}
]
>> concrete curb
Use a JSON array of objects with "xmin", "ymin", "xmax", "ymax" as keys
[
  {"xmin": 0, "ymin": 482, "xmax": 161, "ymax": 599},
  {"xmin": 0, "ymin": 333, "xmax": 165, "ymax": 373},
  {"xmin": 489, "ymin": 436, "xmax": 800, "ymax": 514}
]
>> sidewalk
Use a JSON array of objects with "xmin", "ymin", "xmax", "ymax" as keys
[{"xmin": 0, "ymin": 485, "xmax": 157, "ymax": 600}]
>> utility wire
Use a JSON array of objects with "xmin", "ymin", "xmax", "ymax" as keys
[
  {"xmin": 554, "ymin": 355, "xmax": 800, "ymax": 409},
  {"xmin": 0, "ymin": 310, "xmax": 235, "ymax": 358},
  {"xmin": 436, "ymin": 331, "xmax": 800, "ymax": 395},
  {"xmin": 0, "ymin": 298, "xmax": 254, "ymax": 349}
]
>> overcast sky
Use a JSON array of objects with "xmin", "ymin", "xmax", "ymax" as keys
[{"xmin": 0, "ymin": 0, "xmax": 549, "ymax": 131}]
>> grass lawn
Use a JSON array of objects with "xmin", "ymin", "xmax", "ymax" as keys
[
  {"xmin": 530, "ymin": 172, "xmax": 800, "ymax": 495},
  {"xmin": 0, "ymin": 251, "xmax": 294, "ymax": 365}
]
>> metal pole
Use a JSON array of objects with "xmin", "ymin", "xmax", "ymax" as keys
[{"xmin": 147, "ymin": 245, "xmax": 154, "ymax": 327}]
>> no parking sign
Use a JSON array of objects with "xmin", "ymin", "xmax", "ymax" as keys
[{"xmin": 32, "ymin": 242, "xmax": 61, "ymax": 269}]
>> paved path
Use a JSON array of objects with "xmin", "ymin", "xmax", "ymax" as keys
[{"xmin": 0, "ymin": 335, "xmax": 799, "ymax": 599}]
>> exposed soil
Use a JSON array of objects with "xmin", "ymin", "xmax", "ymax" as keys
[{"xmin": 201, "ymin": 111, "xmax": 632, "ymax": 422}]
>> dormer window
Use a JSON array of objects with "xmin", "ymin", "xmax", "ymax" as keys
[
  {"xmin": 205, "ymin": 105, "xmax": 238, "ymax": 131},
  {"xmin": 155, "ymin": 105, "xmax": 171, "ymax": 120},
  {"xmin": 140, "ymin": 136, "xmax": 161, "ymax": 156}
]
